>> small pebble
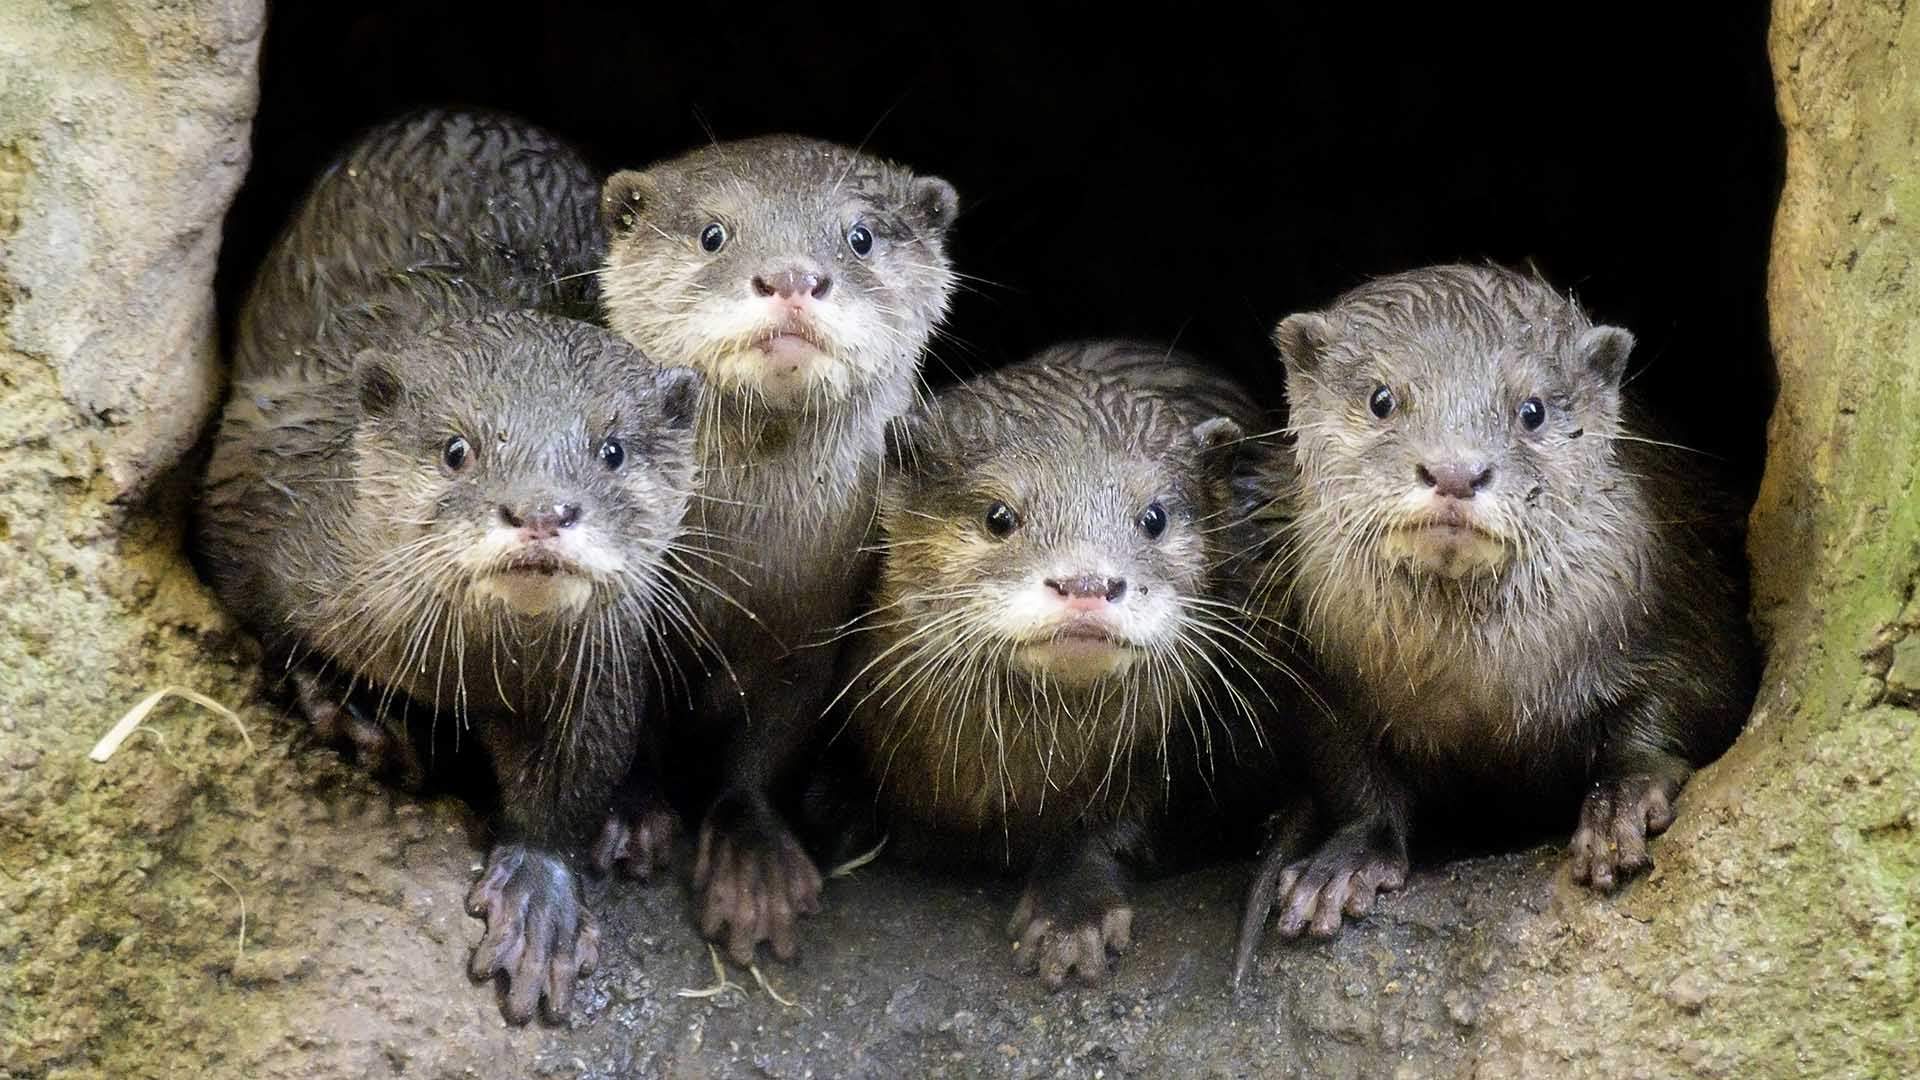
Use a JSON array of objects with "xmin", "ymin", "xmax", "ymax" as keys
[{"xmin": 1666, "ymin": 971, "xmax": 1710, "ymax": 1014}]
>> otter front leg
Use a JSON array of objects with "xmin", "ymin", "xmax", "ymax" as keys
[
  {"xmin": 1248, "ymin": 711, "xmax": 1412, "ymax": 942},
  {"xmin": 693, "ymin": 786, "xmax": 822, "ymax": 965},
  {"xmin": 467, "ymin": 714, "xmax": 629, "ymax": 1024},
  {"xmin": 1244, "ymin": 725, "xmax": 1412, "ymax": 943},
  {"xmin": 692, "ymin": 650, "xmax": 827, "ymax": 965},
  {"xmin": 1009, "ymin": 824, "xmax": 1144, "ymax": 989},
  {"xmin": 591, "ymin": 735, "xmax": 680, "ymax": 881},
  {"xmin": 1267, "ymin": 812, "xmax": 1409, "ymax": 938},
  {"xmin": 289, "ymin": 666, "xmax": 424, "ymax": 791},
  {"xmin": 1569, "ymin": 742, "xmax": 1693, "ymax": 892},
  {"xmin": 465, "ymin": 842, "xmax": 599, "ymax": 1023}
]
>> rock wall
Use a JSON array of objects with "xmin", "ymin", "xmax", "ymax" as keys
[
  {"xmin": 0, "ymin": 0, "xmax": 261, "ymax": 499},
  {"xmin": 0, "ymin": 2, "xmax": 273, "ymax": 1075},
  {"xmin": 1738, "ymin": 0, "xmax": 1920, "ymax": 1063},
  {"xmin": 0, "ymin": 2, "xmax": 1914, "ymax": 1078}
]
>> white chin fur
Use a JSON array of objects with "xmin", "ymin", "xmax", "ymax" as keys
[
  {"xmin": 469, "ymin": 572, "xmax": 593, "ymax": 617},
  {"xmin": 1012, "ymin": 639, "xmax": 1140, "ymax": 685},
  {"xmin": 704, "ymin": 343, "xmax": 852, "ymax": 407},
  {"xmin": 1380, "ymin": 527, "xmax": 1510, "ymax": 579}
]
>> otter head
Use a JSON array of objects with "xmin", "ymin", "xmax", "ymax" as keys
[
  {"xmin": 598, "ymin": 135, "xmax": 959, "ymax": 414},
  {"xmin": 347, "ymin": 312, "xmax": 700, "ymax": 624},
  {"xmin": 875, "ymin": 350, "xmax": 1245, "ymax": 692},
  {"xmin": 1275, "ymin": 264, "xmax": 1633, "ymax": 586}
]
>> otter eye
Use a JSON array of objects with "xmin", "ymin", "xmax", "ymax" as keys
[
  {"xmin": 598, "ymin": 436, "xmax": 626, "ymax": 471},
  {"xmin": 442, "ymin": 435, "xmax": 471, "ymax": 473},
  {"xmin": 1518, "ymin": 396, "xmax": 1546, "ymax": 431},
  {"xmin": 1368, "ymin": 385, "xmax": 1396, "ymax": 419},
  {"xmin": 699, "ymin": 222, "xmax": 727, "ymax": 253},
  {"xmin": 1137, "ymin": 501, "xmax": 1169, "ymax": 540},
  {"xmin": 984, "ymin": 501, "xmax": 1019, "ymax": 539},
  {"xmin": 846, "ymin": 224, "xmax": 874, "ymax": 258}
]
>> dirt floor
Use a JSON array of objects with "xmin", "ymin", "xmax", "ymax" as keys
[{"xmin": 1, "ymin": 663, "xmax": 1602, "ymax": 1080}]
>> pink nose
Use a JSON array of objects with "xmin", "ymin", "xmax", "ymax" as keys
[
  {"xmin": 1044, "ymin": 574, "xmax": 1127, "ymax": 608},
  {"xmin": 1416, "ymin": 460, "xmax": 1494, "ymax": 499},
  {"xmin": 499, "ymin": 503, "xmax": 580, "ymax": 539},
  {"xmin": 752, "ymin": 269, "xmax": 832, "ymax": 302}
]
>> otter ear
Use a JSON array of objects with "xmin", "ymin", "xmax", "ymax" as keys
[
  {"xmin": 906, "ymin": 175, "xmax": 959, "ymax": 234},
  {"xmin": 353, "ymin": 349, "xmax": 404, "ymax": 418},
  {"xmin": 1577, "ymin": 325, "xmax": 1636, "ymax": 388},
  {"xmin": 1193, "ymin": 416, "xmax": 1247, "ymax": 487},
  {"xmin": 601, "ymin": 170, "xmax": 657, "ymax": 236},
  {"xmin": 653, "ymin": 365, "xmax": 702, "ymax": 430},
  {"xmin": 1272, "ymin": 312, "xmax": 1336, "ymax": 376}
]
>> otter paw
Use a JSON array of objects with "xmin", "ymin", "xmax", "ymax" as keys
[
  {"xmin": 1270, "ymin": 837, "xmax": 1407, "ymax": 940},
  {"xmin": 1008, "ymin": 889, "xmax": 1134, "ymax": 990},
  {"xmin": 465, "ymin": 843, "xmax": 599, "ymax": 1024},
  {"xmin": 291, "ymin": 670, "xmax": 422, "ymax": 791},
  {"xmin": 591, "ymin": 799, "xmax": 680, "ymax": 881},
  {"xmin": 692, "ymin": 798, "xmax": 822, "ymax": 966},
  {"xmin": 1569, "ymin": 774, "xmax": 1679, "ymax": 892}
]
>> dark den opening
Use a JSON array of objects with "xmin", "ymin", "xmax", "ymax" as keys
[{"xmin": 220, "ymin": 2, "xmax": 1783, "ymax": 490}]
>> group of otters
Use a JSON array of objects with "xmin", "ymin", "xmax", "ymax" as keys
[{"xmin": 196, "ymin": 110, "xmax": 1758, "ymax": 1023}]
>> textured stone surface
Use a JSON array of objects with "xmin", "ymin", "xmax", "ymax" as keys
[
  {"xmin": 0, "ymin": 0, "xmax": 262, "ymax": 499},
  {"xmin": 0, "ymin": 2, "xmax": 270, "ymax": 1075},
  {"xmin": 4, "ymin": 2, "xmax": 1919, "ymax": 1078}
]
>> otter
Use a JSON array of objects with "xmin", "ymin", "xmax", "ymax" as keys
[
  {"xmin": 836, "ymin": 340, "xmax": 1286, "ymax": 988},
  {"xmin": 594, "ymin": 135, "xmax": 960, "ymax": 963},
  {"xmin": 199, "ymin": 109, "xmax": 702, "ymax": 1024},
  {"xmin": 1235, "ymin": 263, "xmax": 1756, "ymax": 959}
]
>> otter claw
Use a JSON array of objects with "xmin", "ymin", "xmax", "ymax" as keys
[
  {"xmin": 466, "ymin": 843, "xmax": 597, "ymax": 1024},
  {"xmin": 692, "ymin": 795, "xmax": 822, "ymax": 966},
  {"xmin": 1009, "ymin": 892, "xmax": 1134, "ymax": 990},
  {"xmin": 1569, "ymin": 773, "xmax": 1679, "ymax": 892},
  {"xmin": 591, "ymin": 800, "xmax": 680, "ymax": 880}
]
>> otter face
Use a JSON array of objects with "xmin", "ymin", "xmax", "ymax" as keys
[
  {"xmin": 348, "ymin": 314, "xmax": 699, "ymax": 623},
  {"xmin": 598, "ymin": 135, "xmax": 958, "ymax": 412},
  {"xmin": 1275, "ymin": 264, "xmax": 1632, "ymax": 587},
  {"xmin": 873, "ymin": 361, "xmax": 1243, "ymax": 691}
]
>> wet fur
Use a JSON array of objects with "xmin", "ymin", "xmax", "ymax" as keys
[
  {"xmin": 595, "ymin": 134, "xmax": 960, "ymax": 963},
  {"xmin": 233, "ymin": 108, "xmax": 606, "ymax": 384},
  {"xmin": 1238, "ymin": 264, "xmax": 1756, "ymax": 957},
  {"xmin": 198, "ymin": 109, "xmax": 700, "ymax": 1023},
  {"xmin": 840, "ymin": 341, "xmax": 1287, "ymax": 985}
]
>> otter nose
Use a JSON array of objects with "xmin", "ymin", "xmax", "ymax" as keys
[
  {"xmin": 1044, "ymin": 574, "xmax": 1128, "ymax": 608},
  {"xmin": 499, "ymin": 503, "xmax": 582, "ymax": 538},
  {"xmin": 751, "ymin": 269, "xmax": 832, "ymax": 301},
  {"xmin": 1416, "ymin": 461, "xmax": 1495, "ymax": 499}
]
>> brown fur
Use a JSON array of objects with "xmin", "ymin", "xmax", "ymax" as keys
[
  {"xmin": 1236, "ymin": 264, "xmax": 1756, "ymax": 965},
  {"xmin": 594, "ymin": 135, "xmax": 960, "ymax": 964},
  {"xmin": 841, "ymin": 340, "xmax": 1285, "ymax": 986}
]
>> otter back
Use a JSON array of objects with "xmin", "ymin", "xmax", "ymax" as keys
[{"xmin": 234, "ymin": 107, "xmax": 606, "ymax": 385}]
